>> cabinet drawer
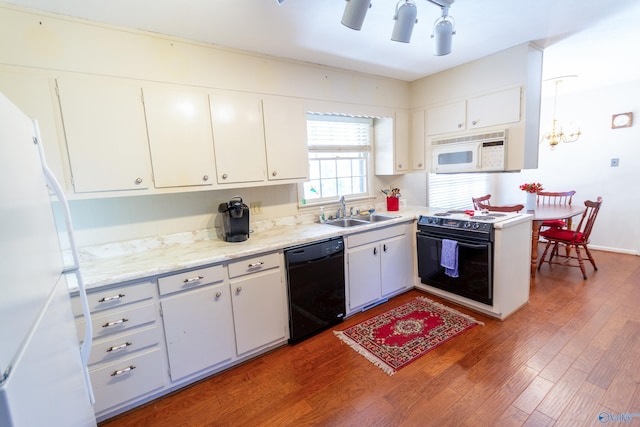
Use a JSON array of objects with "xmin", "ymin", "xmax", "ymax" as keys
[
  {"xmin": 88, "ymin": 325, "xmax": 160, "ymax": 366},
  {"xmin": 346, "ymin": 224, "xmax": 406, "ymax": 248},
  {"xmin": 91, "ymin": 348, "xmax": 165, "ymax": 414},
  {"xmin": 158, "ymin": 264, "xmax": 224, "ymax": 296},
  {"xmin": 76, "ymin": 302, "xmax": 156, "ymax": 341},
  {"xmin": 71, "ymin": 281, "xmax": 154, "ymax": 316},
  {"xmin": 228, "ymin": 252, "xmax": 280, "ymax": 279}
]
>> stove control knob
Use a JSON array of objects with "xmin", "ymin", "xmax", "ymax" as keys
[
  {"xmin": 472, "ymin": 222, "xmax": 481, "ymax": 229},
  {"xmin": 463, "ymin": 222, "xmax": 471, "ymax": 229}
]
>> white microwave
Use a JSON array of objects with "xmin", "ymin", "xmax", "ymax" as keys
[{"xmin": 431, "ymin": 130, "xmax": 507, "ymax": 173}]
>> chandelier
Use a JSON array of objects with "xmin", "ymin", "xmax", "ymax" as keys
[{"xmin": 541, "ymin": 76, "xmax": 582, "ymax": 149}]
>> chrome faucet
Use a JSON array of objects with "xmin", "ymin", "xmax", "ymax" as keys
[{"xmin": 337, "ymin": 195, "xmax": 346, "ymax": 219}]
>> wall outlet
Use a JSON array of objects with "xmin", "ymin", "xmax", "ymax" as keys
[
  {"xmin": 610, "ymin": 158, "xmax": 620, "ymax": 167},
  {"xmin": 250, "ymin": 201, "xmax": 263, "ymax": 215}
]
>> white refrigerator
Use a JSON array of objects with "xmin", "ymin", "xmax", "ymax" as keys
[{"xmin": 0, "ymin": 91, "xmax": 97, "ymax": 426}]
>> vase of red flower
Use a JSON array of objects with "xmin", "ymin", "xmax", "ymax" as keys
[{"xmin": 520, "ymin": 182, "xmax": 543, "ymax": 210}]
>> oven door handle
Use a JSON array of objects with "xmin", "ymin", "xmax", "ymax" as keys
[{"xmin": 457, "ymin": 242, "xmax": 490, "ymax": 250}]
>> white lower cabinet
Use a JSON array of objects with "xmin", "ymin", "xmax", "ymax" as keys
[
  {"xmin": 228, "ymin": 252, "xmax": 288, "ymax": 356},
  {"xmin": 346, "ymin": 224, "xmax": 411, "ymax": 314},
  {"xmin": 159, "ymin": 279, "xmax": 235, "ymax": 382}
]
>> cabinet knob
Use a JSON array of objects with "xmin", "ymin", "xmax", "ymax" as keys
[
  {"xmin": 271, "ymin": 170, "xmax": 277, "ymax": 177},
  {"xmin": 472, "ymin": 120, "xmax": 478, "ymax": 126},
  {"xmin": 203, "ymin": 175, "xmax": 209, "ymax": 181},
  {"xmin": 397, "ymin": 164, "xmax": 402, "ymax": 169},
  {"xmin": 418, "ymin": 163, "xmax": 423, "ymax": 167},
  {"xmin": 383, "ymin": 244, "xmax": 388, "ymax": 252},
  {"xmin": 222, "ymin": 173, "xmax": 228, "ymax": 180},
  {"xmin": 215, "ymin": 291, "xmax": 222, "ymax": 298},
  {"xmin": 135, "ymin": 178, "xmax": 143, "ymax": 185},
  {"xmin": 236, "ymin": 286, "xmax": 242, "ymax": 294},
  {"xmin": 373, "ymin": 247, "xmax": 378, "ymax": 256},
  {"xmin": 457, "ymin": 123, "xmax": 463, "ymax": 128}
]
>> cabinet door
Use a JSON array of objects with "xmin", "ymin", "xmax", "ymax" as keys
[
  {"xmin": 394, "ymin": 110, "xmax": 410, "ymax": 173},
  {"xmin": 467, "ymin": 87, "xmax": 521, "ymax": 130},
  {"xmin": 411, "ymin": 110, "xmax": 426, "ymax": 170},
  {"xmin": 142, "ymin": 87, "xmax": 216, "ymax": 188},
  {"xmin": 230, "ymin": 269, "xmax": 287, "ymax": 355},
  {"xmin": 209, "ymin": 91, "xmax": 266, "ymax": 184},
  {"xmin": 262, "ymin": 98, "xmax": 308, "ymax": 182},
  {"xmin": 347, "ymin": 242, "xmax": 381, "ymax": 310},
  {"xmin": 56, "ymin": 77, "xmax": 152, "ymax": 193},
  {"xmin": 160, "ymin": 282, "xmax": 234, "ymax": 381},
  {"xmin": 426, "ymin": 101, "xmax": 466, "ymax": 135},
  {"xmin": 380, "ymin": 234, "xmax": 409, "ymax": 297}
]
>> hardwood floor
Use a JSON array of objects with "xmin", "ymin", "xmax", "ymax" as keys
[{"xmin": 100, "ymin": 248, "xmax": 640, "ymax": 427}]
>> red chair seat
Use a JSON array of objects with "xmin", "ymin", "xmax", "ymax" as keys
[
  {"xmin": 541, "ymin": 219, "xmax": 566, "ymax": 228},
  {"xmin": 540, "ymin": 228, "xmax": 584, "ymax": 244}
]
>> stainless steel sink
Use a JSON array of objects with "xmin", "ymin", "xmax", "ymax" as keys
[
  {"xmin": 366, "ymin": 213, "xmax": 400, "ymax": 222},
  {"xmin": 324, "ymin": 218, "xmax": 370, "ymax": 228}
]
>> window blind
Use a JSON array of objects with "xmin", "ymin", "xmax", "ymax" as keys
[{"xmin": 427, "ymin": 173, "xmax": 490, "ymax": 210}]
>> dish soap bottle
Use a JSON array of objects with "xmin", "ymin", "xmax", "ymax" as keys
[{"xmin": 319, "ymin": 207, "xmax": 326, "ymax": 223}]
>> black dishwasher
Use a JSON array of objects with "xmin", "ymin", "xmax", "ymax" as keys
[{"xmin": 284, "ymin": 237, "xmax": 345, "ymax": 344}]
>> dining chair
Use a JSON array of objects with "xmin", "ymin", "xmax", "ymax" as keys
[
  {"xmin": 537, "ymin": 196, "xmax": 603, "ymax": 279},
  {"xmin": 477, "ymin": 202, "xmax": 524, "ymax": 213},
  {"xmin": 472, "ymin": 194, "xmax": 491, "ymax": 210},
  {"xmin": 537, "ymin": 190, "xmax": 577, "ymax": 230}
]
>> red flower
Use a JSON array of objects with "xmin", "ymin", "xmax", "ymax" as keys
[{"xmin": 519, "ymin": 182, "xmax": 543, "ymax": 193}]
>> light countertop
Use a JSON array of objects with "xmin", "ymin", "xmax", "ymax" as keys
[{"xmin": 72, "ymin": 208, "xmax": 424, "ymax": 291}]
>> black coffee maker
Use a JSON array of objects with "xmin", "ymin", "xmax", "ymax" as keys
[{"xmin": 218, "ymin": 196, "xmax": 250, "ymax": 242}]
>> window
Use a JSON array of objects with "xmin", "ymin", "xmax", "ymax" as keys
[
  {"xmin": 427, "ymin": 173, "xmax": 490, "ymax": 209},
  {"xmin": 300, "ymin": 114, "xmax": 372, "ymax": 206}
]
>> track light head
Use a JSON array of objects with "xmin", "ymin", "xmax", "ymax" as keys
[
  {"xmin": 391, "ymin": 0, "xmax": 418, "ymax": 43},
  {"xmin": 341, "ymin": 0, "xmax": 372, "ymax": 31},
  {"xmin": 431, "ymin": 9, "xmax": 455, "ymax": 56}
]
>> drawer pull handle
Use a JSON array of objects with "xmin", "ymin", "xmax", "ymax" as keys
[
  {"xmin": 102, "ymin": 318, "xmax": 128, "ymax": 328},
  {"xmin": 183, "ymin": 275, "xmax": 204, "ymax": 284},
  {"xmin": 248, "ymin": 262, "xmax": 264, "ymax": 268},
  {"xmin": 106, "ymin": 342, "xmax": 132, "ymax": 353},
  {"xmin": 98, "ymin": 294, "xmax": 125, "ymax": 303},
  {"xmin": 110, "ymin": 365, "xmax": 136, "ymax": 377}
]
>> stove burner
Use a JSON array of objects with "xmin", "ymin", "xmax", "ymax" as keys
[
  {"xmin": 446, "ymin": 210, "xmax": 466, "ymax": 214},
  {"xmin": 489, "ymin": 213, "xmax": 506, "ymax": 217},
  {"xmin": 434, "ymin": 213, "xmax": 451, "ymax": 216},
  {"xmin": 471, "ymin": 216, "xmax": 496, "ymax": 220}
]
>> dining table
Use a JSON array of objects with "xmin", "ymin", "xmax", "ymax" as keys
[{"xmin": 528, "ymin": 204, "xmax": 586, "ymax": 278}]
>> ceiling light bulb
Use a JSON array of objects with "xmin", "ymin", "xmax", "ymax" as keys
[
  {"xmin": 432, "ymin": 16, "xmax": 455, "ymax": 56},
  {"xmin": 342, "ymin": 0, "xmax": 372, "ymax": 31},
  {"xmin": 391, "ymin": 0, "xmax": 418, "ymax": 43}
]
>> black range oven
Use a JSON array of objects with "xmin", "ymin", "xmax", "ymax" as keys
[{"xmin": 416, "ymin": 213, "xmax": 496, "ymax": 305}]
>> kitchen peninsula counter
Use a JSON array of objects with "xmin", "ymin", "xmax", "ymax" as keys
[{"xmin": 72, "ymin": 209, "xmax": 424, "ymax": 291}]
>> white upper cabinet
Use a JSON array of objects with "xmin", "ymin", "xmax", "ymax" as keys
[
  {"xmin": 426, "ymin": 87, "xmax": 521, "ymax": 136},
  {"xmin": 467, "ymin": 87, "xmax": 521, "ymax": 130},
  {"xmin": 56, "ymin": 77, "xmax": 152, "ymax": 193},
  {"xmin": 374, "ymin": 111, "xmax": 410, "ymax": 175},
  {"xmin": 411, "ymin": 110, "xmax": 426, "ymax": 170},
  {"xmin": 142, "ymin": 86, "xmax": 216, "ymax": 188},
  {"xmin": 262, "ymin": 98, "xmax": 309, "ymax": 182},
  {"xmin": 426, "ymin": 100, "xmax": 466, "ymax": 135},
  {"xmin": 209, "ymin": 91, "xmax": 266, "ymax": 185}
]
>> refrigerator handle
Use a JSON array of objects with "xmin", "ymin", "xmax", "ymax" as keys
[{"xmin": 32, "ymin": 121, "xmax": 95, "ymax": 404}]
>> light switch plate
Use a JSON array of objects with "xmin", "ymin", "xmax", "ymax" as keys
[{"xmin": 610, "ymin": 158, "xmax": 620, "ymax": 167}]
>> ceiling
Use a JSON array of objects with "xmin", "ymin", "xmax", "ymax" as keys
[{"xmin": 4, "ymin": 0, "xmax": 640, "ymax": 84}]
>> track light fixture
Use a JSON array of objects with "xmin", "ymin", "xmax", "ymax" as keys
[{"xmin": 339, "ymin": 0, "xmax": 456, "ymax": 55}]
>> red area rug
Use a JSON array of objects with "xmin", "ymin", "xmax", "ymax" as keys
[{"xmin": 334, "ymin": 296, "xmax": 483, "ymax": 375}]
